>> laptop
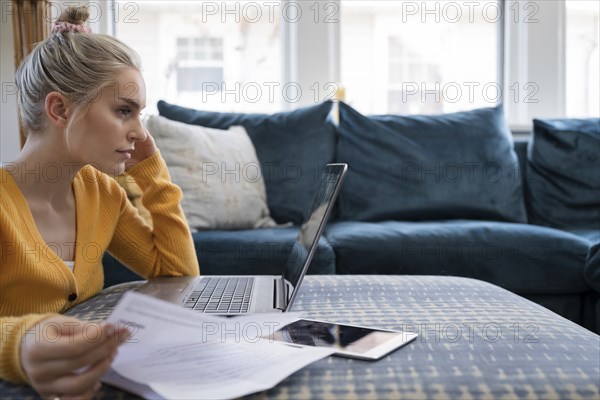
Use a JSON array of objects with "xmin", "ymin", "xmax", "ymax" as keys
[{"xmin": 136, "ymin": 163, "xmax": 348, "ymax": 315}]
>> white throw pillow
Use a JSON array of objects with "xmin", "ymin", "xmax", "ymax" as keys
[{"xmin": 144, "ymin": 115, "xmax": 278, "ymax": 230}]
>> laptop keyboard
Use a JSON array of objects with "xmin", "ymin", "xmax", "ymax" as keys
[{"xmin": 183, "ymin": 277, "xmax": 254, "ymax": 313}]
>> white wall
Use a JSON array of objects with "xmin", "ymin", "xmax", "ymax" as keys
[{"xmin": 0, "ymin": 10, "xmax": 21, "ymax": 163}]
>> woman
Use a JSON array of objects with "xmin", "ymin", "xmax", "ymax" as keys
[{"xmin": 0, "ymin": 6, "xmax": 199, "ymax": 398}]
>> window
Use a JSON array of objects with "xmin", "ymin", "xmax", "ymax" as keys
[
  {"xmin": 566, "ymin": 0, "xmax": 599, "ymax": 118},
  {"xmin": 114, "ymin": 0, "xmax": 282, "ymax": 113},
  {"xmin": 109, "ymin": 1, "xmax": 597, "ymax": 124},
  {"xmin": 340, "ymin": 1, "xmax": 499, "ymax": 115},
  {"xmin": 176, "ymin": 37, "xmax": 224, "ymax": 92},
  {"xmin": 387, "ymin": 37, "xmax": 443, "ymax": 115}
]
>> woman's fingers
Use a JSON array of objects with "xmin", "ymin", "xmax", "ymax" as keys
[
  {"xmin": 21, "ymin": 317, "xmax": 131, "ymax": 399},
  {"xmin": 45, "ymin": 349, "xmax": 117, "ymax": 398},
  {"xmin": 37, "ymin": 326, "xmax": 129, "ymax": 381},
  {"xmin": 30, "ymin": 322, "xmax": 129, "ymax": 362}
]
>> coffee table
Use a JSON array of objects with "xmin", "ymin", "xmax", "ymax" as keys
[{"xmin": 2, "ymin": 275, "xmax": 599, "ymax": 399}]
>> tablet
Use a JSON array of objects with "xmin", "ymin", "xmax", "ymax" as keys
[{"xmin": 266, "ymin": 318, "xmax": 418, "ymax": 360}]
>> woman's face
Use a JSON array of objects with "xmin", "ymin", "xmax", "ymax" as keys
[{"xmin": 67, "ymin": 68, "xmax": 147, "ymax": 176}]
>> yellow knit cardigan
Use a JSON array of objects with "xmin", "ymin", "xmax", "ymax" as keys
[{"xmin": 0, "ymin": 152, "xmax": 200, "ymax": 383}]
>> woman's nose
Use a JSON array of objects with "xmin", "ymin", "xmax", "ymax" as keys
[{"xmin": 128, "ymin": 120, "xmax": 148, "ymax": 142}]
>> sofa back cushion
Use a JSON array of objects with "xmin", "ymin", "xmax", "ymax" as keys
[
  {"xmin": 336, "ymin": 102, "xmax": 527, "ymax": 223},
  {"xmin": 157, "ymin": 100, "xmax": 336, "ymax": 225},
  {"xmin": 145, "ymin": 115, "xmax": 278, "ymax": 230},
  {"xmin": 526, "ymin": 118, "xmax": 600, "ymax": 229},
  {"xmin": 513, "ymin": 139, "xmax": 529, "ymax": 185}
]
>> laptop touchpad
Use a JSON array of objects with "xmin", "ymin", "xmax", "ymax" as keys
[{"xmin": 137, "ymin": 277, "xmax": 197, "ymax": 303}]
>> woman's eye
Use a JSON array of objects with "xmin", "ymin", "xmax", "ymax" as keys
[{"xmin": 118, "ymin": 108, "xmax": 131, "ymax": 117}]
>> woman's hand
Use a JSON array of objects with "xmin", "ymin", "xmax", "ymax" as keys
[
  {"xmin": 20, "ymin": 315, "xmax": 131, "ymax": 400},
  {"xmin": 125, "ymin": 127, "xmax": 157, "ymax": 172}
]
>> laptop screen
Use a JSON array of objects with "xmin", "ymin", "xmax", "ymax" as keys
[{"xmin": 281, "ymin": 164, "xmax": 347, "ymax": 306}]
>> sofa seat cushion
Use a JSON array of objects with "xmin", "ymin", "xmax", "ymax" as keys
[
  {"xmin": 336, "ymin": 103, "xmax": 527, "ymax": 223},
  {"xmin": 568, "ymin": 229, "xmax": 600, "ymax": 247},
  {"xmin": 157, "ymin": 100, "xmax": 336, "ymax": 225},
  {"xmin": 326, "ymin": 220, "xmax": 590, "ymax": 294},
  {"xmin": 192, "ymin": 227, "xmax": 335, "ymax": 276}
]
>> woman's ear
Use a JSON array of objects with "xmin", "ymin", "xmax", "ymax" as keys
[{"xmin": 44, "ymin": 92, "xmax": 70, "ymax": 128}]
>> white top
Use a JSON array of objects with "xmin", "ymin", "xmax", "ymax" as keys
[{"xmin": 64, "ymin": 261, "xmax": 75, "ymax": 272}]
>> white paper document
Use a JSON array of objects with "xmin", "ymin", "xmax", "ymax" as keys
[{"xmin": 102, "ymin": 291, "xmax": 334, "ymax": 399}]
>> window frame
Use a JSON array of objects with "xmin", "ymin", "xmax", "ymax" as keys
[
  {"xmin": 98, "ymin": 0, "xmax": 578, "ymax": 130},
  {"xmin": 502, "ymin": 0, "xmax": 566, "ymax": 130}
]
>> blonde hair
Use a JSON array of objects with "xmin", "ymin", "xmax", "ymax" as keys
[{"xmin": 15, "ymin": 6, "xmax": 142, "ymax": 135}]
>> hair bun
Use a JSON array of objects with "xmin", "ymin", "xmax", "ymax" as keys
[
  {"xmin": 58, "ymin": 6, "xmax": 90, "ymax": 25},
  {"xmin": 53, "ymin": 6, "xmax": 92, "ymax": 34}
]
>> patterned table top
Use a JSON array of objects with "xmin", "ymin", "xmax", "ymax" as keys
[{"xmin": 2, "ymin": 275, "xmax": 599, "ymax": 399}]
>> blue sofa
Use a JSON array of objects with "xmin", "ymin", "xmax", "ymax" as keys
[{"xmin": 103, "ymin": 101, "xmax": 600, "ymax": 333}]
